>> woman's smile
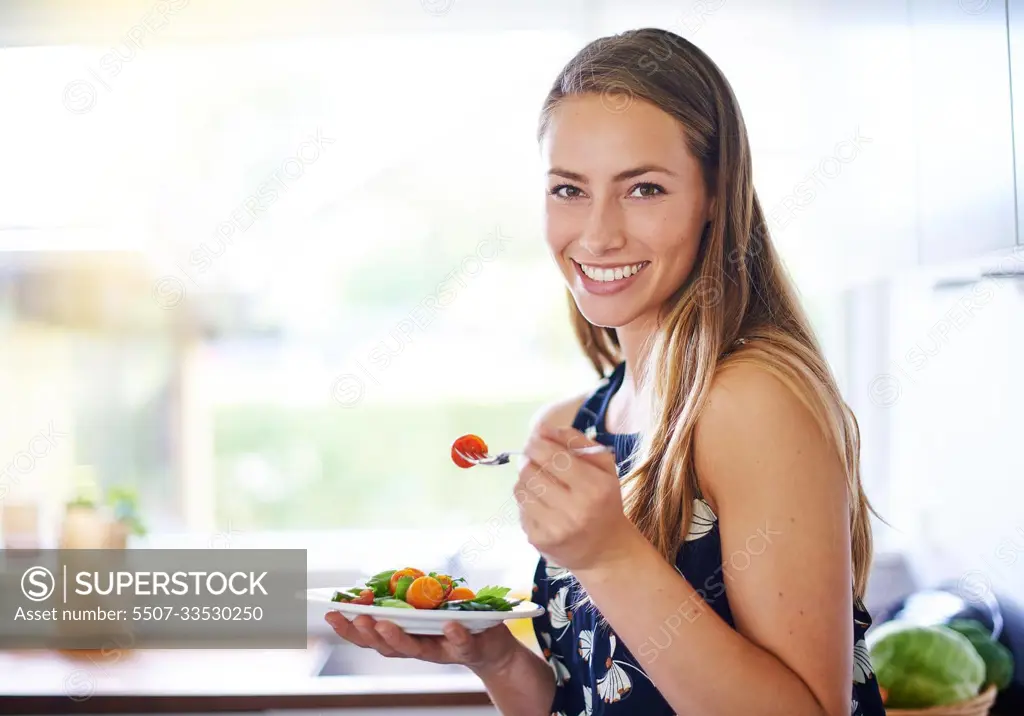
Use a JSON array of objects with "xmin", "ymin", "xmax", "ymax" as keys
[{"xmin": 571, "ymin": 258, "xmax": 652, "ymax": 296}]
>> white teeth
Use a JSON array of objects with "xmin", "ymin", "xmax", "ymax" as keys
[{"xmin": 577, "ymin": 261, "xmax": 646, "ymax": 282}]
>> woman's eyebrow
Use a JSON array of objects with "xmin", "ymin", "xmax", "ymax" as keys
[
  {"xmin": 613, "ymin": 164, "xmax": 677, "ymax": 181},
  {"xmin": 547, "ymin": 164, "xmax": 678, "ymax": 182}
]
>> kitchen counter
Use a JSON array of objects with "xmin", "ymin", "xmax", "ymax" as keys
[
  {"xmin": 0, "ymin": 640, "xmax": 494, "ymax": 713},
  {"xmin": 4, "ymin": 641, "xmax": 1019, "ymax": 715}
]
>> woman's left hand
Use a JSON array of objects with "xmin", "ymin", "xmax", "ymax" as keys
[{"xmin": 516, "ymin": 425, "xmax": 635, "ymax": 572}]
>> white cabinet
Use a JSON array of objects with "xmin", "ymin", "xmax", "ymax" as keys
[
  {"xmin": 591, "ymin": 0, "xmax": 1019, "ymax": 289},
  {"xmin": 592, "ymin": 0, "xmax": 921, "ymax": 293},
  {"xmin": 1010, "ymin": 0, "xmax": 1024, "ymax": 248},
  {"xmin": 908, "ymin": 0, "xmax": 1017, "ymax": 265}
]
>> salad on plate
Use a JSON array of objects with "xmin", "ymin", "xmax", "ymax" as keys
[
  {"xmin": 313, "ymin": 567, "xmax": 544, "ymax": 634},
  {"xmin": 330, "ymin": 568, "xmax": 522, "ymax": 612}
]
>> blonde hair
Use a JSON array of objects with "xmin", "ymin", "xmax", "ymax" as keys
[{"xmin": 539, "ymin": 28, "xmax": 876, "ymax": 599}]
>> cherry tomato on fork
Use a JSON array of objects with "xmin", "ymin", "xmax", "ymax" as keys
[{"xmin": 451, "ymin": 434, "xmax": 488, "ymax": 468}]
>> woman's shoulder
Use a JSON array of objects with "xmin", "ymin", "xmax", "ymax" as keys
[
  {"xmin": 527, "ymin": 390, "xmax": 593, "ymax": 434},
  {"xmin": 702, "ymin": 336, "xmax": 834, "ymax": 429},
  {"xmin": 694, "ymin": 346, "xmax": 842, "ymax": 509}
]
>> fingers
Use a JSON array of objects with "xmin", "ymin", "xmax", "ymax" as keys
[
  {"xmin": 324, "ymin": 615, "xmax": 491, "ymax": 667},
  {"xmin": 325, "ymin": 611, "xmax": 363, "ymax": 644},
  {"xmin": 561, "ymin": 428, "xmax": 619, "ymax": 471},
  {"xmin": 375, "ymin": 620, "xmax": 435, "ymax": 660},
  {"xmin": 514, "ymin": 461, "xmax": 568, "ymax": 506},
  {"xmin": 529, "ymin": 425, "xmax": 618, "ymax": 477},
  {"xmin": 325, "ymin": 612, "xmax": 401, "ymax": 657},
  {"xmin": 374, "ymin": 621, "xmax": 473, "ymax": 665},
  {"xmin": 441, "ymin": 621, "xmax": 479, "ymax": 663}
]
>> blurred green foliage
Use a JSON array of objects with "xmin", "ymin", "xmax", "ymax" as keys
[{"xmin": 213, "ymin": 400, "xmax": 540, "ymax": 530}]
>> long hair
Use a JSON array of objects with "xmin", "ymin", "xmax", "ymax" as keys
[{"xmin": 538, "ymin": 28, "xmax": 876, "ymax": 599}]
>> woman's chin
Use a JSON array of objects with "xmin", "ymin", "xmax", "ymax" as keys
[{"xmin": 574, "ymin": 300, "xmax": 645, "ymax": 331}]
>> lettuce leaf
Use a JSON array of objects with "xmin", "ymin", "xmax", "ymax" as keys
[
  {"xmin": 440, "ymin": 594, "xmax": 521, "ymax": 612},
  {"xmin": 365, "ymin": 570, "xmax": 397, "ymax": 598},
  {"xmin": 394, "ymin": 576, "xmax": 415, "ymax": 601},
  {"xmin": 475, "ymin": 585, "xmax": 511, "ymax": 600}
]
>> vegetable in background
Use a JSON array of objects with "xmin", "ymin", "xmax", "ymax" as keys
[
  {"xmin": 870, "ymin": 623, "xmax": 986, "ymax": 708},
  {"xmin": 946, "ymin": 619, "xmax": 1015, "ymax": 691}
]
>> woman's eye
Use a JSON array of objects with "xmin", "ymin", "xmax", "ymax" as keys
[
  {"xmin": 629, "ymin": 183, "xmax": 665, "ymax": 198},
  {"xmin": 550, "ymin": 184, "xmax": 583, "ymax": 199}
]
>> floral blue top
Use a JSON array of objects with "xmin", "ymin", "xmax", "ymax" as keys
[{"xmin": 531, "ymin": 362, "xmax": 886, "ymax": 715}]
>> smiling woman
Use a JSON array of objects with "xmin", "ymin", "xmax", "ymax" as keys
[
  {"xmin": 513, "ymin": 28, "xmax": 885, "ymax": 716},
  {"xmin": 542, "ymin": 96, "xmax": 712, "ymax": 322},
  {"xmin": 321, "ymin": 26, "xmax": 883, "ymax": 716}
]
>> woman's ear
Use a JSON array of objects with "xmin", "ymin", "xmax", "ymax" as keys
[{"xmin": 707, "ymin": 195, "xmax": 717, "ymax": 221}]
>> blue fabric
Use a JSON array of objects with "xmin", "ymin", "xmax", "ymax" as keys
[{"xmin": 530, "ymin": 361, "xmax": 886, "ymax": 715}]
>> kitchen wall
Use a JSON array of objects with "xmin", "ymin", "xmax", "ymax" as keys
[{"xmin": 878, "ymin": 263, "xmax": 1024, "ymax": 606}]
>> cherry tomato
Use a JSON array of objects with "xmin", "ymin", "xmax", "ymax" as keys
[
  {"xmin": 349, "ymin": 589, "xmax": 374, "ymax": 605},
  {"xmin": 433, "ymin": 574, "xmax": 455, "ymax": 597},
  {"xmin": 405, "ymin": 576, "xmax": 446, "ymax": 609},
  {"xmin": 389, "ymin": 568, "xmax": 425, "ymax": 595},
  {"xmin": 451, "ymin": 434, "xmax": 488, "ymax": 469},
  {"xmin": 447, "ymin": 586, "xmax": 476, "ymax": 601}
]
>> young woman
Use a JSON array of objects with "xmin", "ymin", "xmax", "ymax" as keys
[{"xmin": 326, "ymin": 28, "xmax": 885, "ymax": 716}]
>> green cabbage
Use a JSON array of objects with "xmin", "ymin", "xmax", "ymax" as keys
[
  {"xmin": 870, "ymin": 623, "xmax": 986, "ymax": 708},
  {"xmin": 947, "ymin": 619, "xmax": 1015, "ymax": 691}
]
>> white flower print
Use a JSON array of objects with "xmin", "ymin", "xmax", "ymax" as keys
[
  {"xmin": 541, "ymin": 632, "xmax": 571, "ymax": 686},
  {"xmin": 548, "ymin": 585, "xmax": 572, "ymax": 639},
  {"xmin": 578, "ymin": 629, "xmax": 594, "ymax": 664},
  {"xmin": 685, "ymin": 498, "xmax": 717, "ymax": 542},
  {"xmin": 546, "ymin": 561, "xmax": 573, "ymax": 583},
  {"xmin": 551, "ymin": 654, "xmax": 572, "ymax": 685},
  {"xmin": 596, "ymin": 635, "xmax": 633, "ymax": 703},
  {"xmin": 852, "ymin": 638, "xmax": 873, "ymax": 684},
  {"xmin": 581, "ymin": 686, "xmax": 593, "ymax": 716}
]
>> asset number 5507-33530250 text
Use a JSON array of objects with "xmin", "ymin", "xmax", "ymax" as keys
[{"xmin": 133, "ymin": 606, "xmax": 264, "ymax": 621}]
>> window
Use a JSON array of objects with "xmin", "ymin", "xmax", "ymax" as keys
[
  {"xmin": 0, "ymin": 16, "xmax": 850, "ymax": 568},
  {"xmin": 0, "ymin": 31, "xmax": 598, "ymax": 543}
]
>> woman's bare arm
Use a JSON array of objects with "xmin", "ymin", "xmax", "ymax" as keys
[
  {"xmin": 569, "ymin": 363, "xmax": 854, "ymax": 716},
  {"xmin": 469, "ymin": 633, "xmax": 558, "ymax": 715}
]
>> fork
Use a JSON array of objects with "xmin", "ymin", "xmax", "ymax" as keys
[{"xmin": 455, "ymin": 444, "xmax": 612, "ymax": 466}]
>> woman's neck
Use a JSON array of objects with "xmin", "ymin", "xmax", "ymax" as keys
[
  {"xmin": 606, "ymin": 314, "xmax": 658, "ymax": 434},
  {"xmin": 615, "ymin": 313, "xmax": 658, "ymax": 384}
]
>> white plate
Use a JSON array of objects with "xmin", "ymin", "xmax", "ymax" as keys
[{"xmin": 307, "ymin": 587, "xmax": 545, "ymax": 635}]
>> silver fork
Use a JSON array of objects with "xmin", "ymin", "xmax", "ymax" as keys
[{"xmin": 455, "ymin": 444, "xmax": 611, "ymax": 466}]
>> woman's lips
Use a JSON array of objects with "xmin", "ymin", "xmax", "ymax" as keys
[{"xmin": 572, "ymin": 259, "xmax": 650, "ymax": 296}]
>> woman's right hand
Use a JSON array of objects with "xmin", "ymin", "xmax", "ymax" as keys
[{"xmin": 324, "ymin": 612, "xmax": 520, "ymax": 674}]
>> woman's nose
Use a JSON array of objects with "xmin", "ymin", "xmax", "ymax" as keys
[{"xmin": 577, "ymin": 200, "xmax": 626, "ymax": 257}]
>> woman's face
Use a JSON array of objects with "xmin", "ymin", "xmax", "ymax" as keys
[{"xmin": 541, "ymin": 93, "xmax": 713, "ymax": 330}]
